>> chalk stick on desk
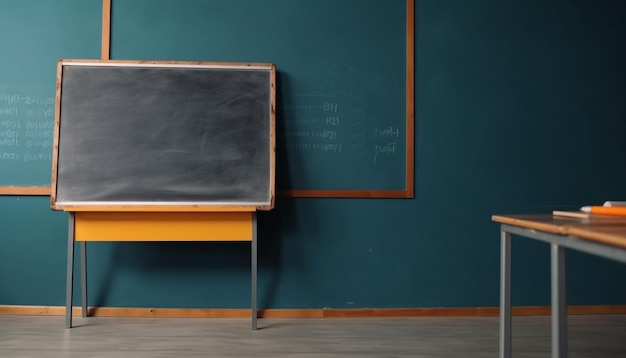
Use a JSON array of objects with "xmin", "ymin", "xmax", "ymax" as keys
[{"xmin": 552, "ymin": 210, "xmax": 590, "ymax": 219}]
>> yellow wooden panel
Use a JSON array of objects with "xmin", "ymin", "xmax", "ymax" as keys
[{"xmin": 74, "ymin": 212, "xmax": 252, "ymax": 242}]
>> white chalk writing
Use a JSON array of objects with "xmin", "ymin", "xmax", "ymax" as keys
[{"xmin": 0, "ymin": 87, "xmax": 54, "ymax": 162}]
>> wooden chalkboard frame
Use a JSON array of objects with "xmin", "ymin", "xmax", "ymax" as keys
[
  {"xmin": 51, "ymin": 59, "xmax": 276, "ymax": 212},
  {"xmin": 0, "ymin": 0, "xmax": 414, "ymax": 199}
]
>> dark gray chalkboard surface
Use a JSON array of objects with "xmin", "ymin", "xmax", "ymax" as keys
[{"xmin": 51, "ymin": 60, "xmax": 276, "ymax": 211}]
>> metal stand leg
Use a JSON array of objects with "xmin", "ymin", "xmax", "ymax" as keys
[
  {"xmin": 499, "ymin": 228, "xmax": 512, "ymax": 358},
  {"xmin": 251, "ymin": 213, "xmax": 258, "ymax": 330},
  {"xmin": 65, "ymin": 213, "xmax": 75, "ymax": 328},
  {"xmin": 551, "ymin": 244, "xmax": 567, "ymax": 358},
  {"xmin": 81, "ymin": 241, "xmax": 88, "ymax": 318}
]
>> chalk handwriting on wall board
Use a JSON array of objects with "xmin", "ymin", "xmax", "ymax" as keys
[{"xmin": 0, "ymin": 86, "xmax": 55, "ymax": 185}]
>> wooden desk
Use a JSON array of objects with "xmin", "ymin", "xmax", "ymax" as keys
[{"xmin": 492, "ymin": 214, "xmax": 626, "ymax": 358}]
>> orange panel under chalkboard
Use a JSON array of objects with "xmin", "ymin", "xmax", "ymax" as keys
[{"xmin": 74, "ymin": 212, "xmax": 253, "ymax": 242}]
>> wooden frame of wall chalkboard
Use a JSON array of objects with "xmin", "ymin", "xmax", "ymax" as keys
[
  {"xmin": 51, "ymin": 59, "xmax": 276, "ymax": 211},
  {"xmin": 0, "ymin": 0, "xmax": 414, "ymax": 199}
]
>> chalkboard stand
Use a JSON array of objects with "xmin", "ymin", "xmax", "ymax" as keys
[
  {"xmin": 64, "ymin": 210, "xmax": 260, "ymax": 330},
  {"xmin": 53, "ymin": 60, "xmax": 275, "ymax": 330}
]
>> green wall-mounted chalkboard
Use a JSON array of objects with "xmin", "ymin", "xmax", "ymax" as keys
[
  {"xmin": 0, "ymin": 0, "xmax": 101, "ymax": 191},
  {"xmin": 110, "ymin": 0, "xmax": 414, "ymax": 198}
]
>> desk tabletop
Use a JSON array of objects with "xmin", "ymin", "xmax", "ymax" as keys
[{"xmin": 492, "ymin": 214, "xmax": 626, "ymax": 250}]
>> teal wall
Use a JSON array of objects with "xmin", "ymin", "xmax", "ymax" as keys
[{"xmin": 1, "ymin": 0, "xmax": 626, "ymax": 309}]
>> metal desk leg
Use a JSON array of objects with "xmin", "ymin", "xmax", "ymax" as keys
[
  {"xmin": 65, "ymin": 213, "xmax": 75, "ymax": 328},
  {"xmin": 251, "ymin": 213, "xmax": 258, "ymax": 330},
  {"xmin": 81, "ymin": 241, "xmax": 88, "ymax": 318},
  {"xmin": 551, "ymin": 244, "xmax": 567, "ymax": 358},
  {"xmin": 499, "ymin": 228, "xmax": 512, "ymax": 358}
]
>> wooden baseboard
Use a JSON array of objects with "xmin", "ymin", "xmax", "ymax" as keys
[{"xmin": 1, "ymin": 305, "xmax": 626, "ymax": 318}]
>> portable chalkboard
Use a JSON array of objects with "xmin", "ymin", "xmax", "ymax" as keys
[{"xmin": 51, "ymin": 60, "xmax": 276, "ymax": 211}]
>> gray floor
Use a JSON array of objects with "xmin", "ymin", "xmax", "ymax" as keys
[{"xmin": 1, "ymin": 314, "xmax": 625, "ymax": 357}]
